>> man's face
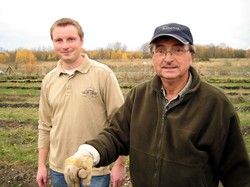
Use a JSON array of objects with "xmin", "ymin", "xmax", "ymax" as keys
[
  {"xmin": 52, "ymin": 25, "xmax": 83, "ymax": 64},
  {"xmin": 152, "ymin": 38, "xmax": 193, "ymax": 81}
]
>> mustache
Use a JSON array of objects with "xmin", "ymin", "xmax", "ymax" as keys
[{"xmin": 161, "ymin": 63, "xmax": 178, "ymax": 68}]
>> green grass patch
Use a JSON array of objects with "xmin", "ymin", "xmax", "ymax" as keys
[
  {"xmin": 0, "ymin": 88, "xmax": 40, "ymax": 95},
  {"xmin": 244, "ymin": 135, "xmax": 250, "ymax": 157},
  {"xmin": 0, "ymin": 125, "xmax": 38, "ymax": 167},
  {"xmin": 234, "ymin": 102, "xmax": 250, "ymax": 107},
  {"xmin": 238, "ymin": 112, "xmax": 250, "ymax": 126},
  {"xmin": 0, "ymin": 81, "xmax": 41, "ymax": 87},
  {"xmin": 0, "ymin": 108, "xmax": 38, "ymax": 125},
  {"xmin": 213, "ymin": 82, "xmax": 250, "ymax": 87},
  {"xmin": 0, "ymin": 93, "xmax": 39, "ymax": 104}
]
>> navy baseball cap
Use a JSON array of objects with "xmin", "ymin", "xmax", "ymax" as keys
[{"xmin": 150, "ymin": 23, "xmax": 193, "ymax": 45}]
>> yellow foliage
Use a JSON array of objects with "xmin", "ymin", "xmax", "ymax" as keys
[
  {"xmin": 111, "ymin": 51, "xmax": 118, "ymax": 60},
  {"xmin": 0, "ymin": 54, "xmax": 6, "ymax": 63},
  {"xmin": 122, "ymin": 53, "xmax": 128, "ymax": 62},
  {"xmin": 15, "ymin": 49, "xmax": 36, "ymax": 63},
  {"xmin": 15, "ymin": 49, "xmax": 37, "ymax": 74},
  {"xmin": 0, "ymin": 52, "xmax": 10, "ymax": 63}
]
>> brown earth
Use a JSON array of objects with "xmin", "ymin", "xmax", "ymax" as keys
[
  {"xmin": 0, "ymin": 120, "xmax": 132, "ymax": 187},
  {"xmin": 0, "ymin": 164, "xmax": 132, "ymax": 187},
  {"xmin": 0, "ymin": 120, "xmax": 249, "ymax": 187}
]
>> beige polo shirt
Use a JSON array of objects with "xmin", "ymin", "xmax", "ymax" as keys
[{"xmin": 38, "ymin": 54, "xmax": 124, "ymax": 175}]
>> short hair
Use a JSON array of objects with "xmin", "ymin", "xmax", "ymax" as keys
[{"xmin": 50, "ymin": 18, "xmax": 84, "ymax": 40}]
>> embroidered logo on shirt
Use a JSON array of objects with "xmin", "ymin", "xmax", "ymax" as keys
[{"xmin": 82, "ymin": 87, "xmax": 98, "ymax": 98}]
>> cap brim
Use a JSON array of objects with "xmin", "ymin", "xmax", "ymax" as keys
[{"xmin": 150, "ymin": 34, "xmax": 190, "ymax": 45}]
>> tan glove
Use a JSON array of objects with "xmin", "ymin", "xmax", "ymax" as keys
[{"xmin": 64, "ymin": 152, "xmax": 94, "ymax": 187}]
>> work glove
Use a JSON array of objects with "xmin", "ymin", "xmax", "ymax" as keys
[{"xmin": 64, "ymin": 151, "xmax": 94, "ymax": 187}]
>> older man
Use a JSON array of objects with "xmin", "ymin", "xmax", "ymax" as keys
[{"xmin": 64, "ymin": 23, "xmax": 250, "ymax": 187}]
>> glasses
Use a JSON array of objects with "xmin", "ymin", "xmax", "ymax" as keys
[{"xmin": 153, "ymin": 48, "xmax": 190, "ymax": 57}]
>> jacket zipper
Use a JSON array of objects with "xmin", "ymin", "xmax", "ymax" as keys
[{"xmin": 152, "ymin": 110, "xmax": 167, "ymax": 186}]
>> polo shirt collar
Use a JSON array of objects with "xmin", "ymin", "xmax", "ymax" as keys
[{"xmin": 56, "ymin": 53, "xmax": 91, "ymax": 76}]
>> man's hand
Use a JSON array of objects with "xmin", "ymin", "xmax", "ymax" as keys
[
  {"xmin": 111, "ymin": 156, "xmax": 126, "ymax": 187},
  {"xmin": 64, "ymin": 152, "xmax": 94, "ymax": 187},
  {"xmin": 36, "ymin": 165, "xmax": 48, "ymax": 187}
]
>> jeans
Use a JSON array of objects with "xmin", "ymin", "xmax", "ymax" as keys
[{"xmin": 50, "ymin": 169, "xmax": 110, "ymax": 187}]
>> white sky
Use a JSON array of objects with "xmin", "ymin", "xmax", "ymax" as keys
[{"xmin": 0, "ymin": 0, "xmax": 250, "ymax": 51}]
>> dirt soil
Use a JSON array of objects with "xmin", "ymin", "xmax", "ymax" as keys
[
  {"xmin": 0, "ymin": 120, "xmax": 132, "ymax": 187},
  {"xmin": 0, "ymin": 164, "xmax": 132, "ymax": 187},
  {"xmin": 1, "ymin": 120, "xmax": 249, "ymax": 187}
]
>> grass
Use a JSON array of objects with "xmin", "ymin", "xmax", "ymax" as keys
[
  {"xmin": 194, "ymin": 58, "xmax": 250, "ymax": 74},
  {"xmin": 0, "ymin": 124, "xmax": 38, "ymax": 167},
  {"xmin": 234, "ymin": 102, "xmax": 250, "ymax": 107},
  {"xmin": 0, "ymin": 88, "xmax": 40, "ymax": 95},
  {"xmin": 238, "ymin": 112, "xmax": 250, "ymax": 127},
  {"xmin": 0, "ymin": 94, "xmax": 39, "ymax": 104},
  {"xmin": 245, "ymin": 135, "xmax": 250, "ymax": 156},
  {"xmin": 0, "ymin": 81, "xmax": 41, "ymax": 86},
  {"xmin": 0, "ymin": 108, "xmax": 38, "ymax": 124}
]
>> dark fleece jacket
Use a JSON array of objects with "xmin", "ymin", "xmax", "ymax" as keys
[{"xmin": 87, "ymin": 66, "xmax": 250, "ymax": 187}]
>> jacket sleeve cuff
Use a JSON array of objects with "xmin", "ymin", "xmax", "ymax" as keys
[{"xmin": 78, "ymin": 144, "xmax": 100, "ymax": 166}]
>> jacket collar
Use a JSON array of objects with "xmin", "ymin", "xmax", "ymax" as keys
[{"xmin": 151, "ymin": 66, "xmax": 201, "ymax": 96}]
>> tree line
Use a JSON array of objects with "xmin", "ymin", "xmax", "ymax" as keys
[{"xmin": 0, "ymin": 42, "xmax": 250, "ymax": 67}]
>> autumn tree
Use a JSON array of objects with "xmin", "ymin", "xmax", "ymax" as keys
[
  {"xmin": 111, "ymin": 51, "xmax": 118, "ymax": 60},
  {"xmin": 121, "ymin": 53, "xmax": 128, "ymax": 62},
  {"xmin": 2, "ymin": 42, "xmax": 249, "ymax": 63},
  {"xmin": 15, "ymin": 49, "xmax": 37, "ymax": 75},
  {"xmin": 117, "ymin": 50, "xmax": 123, "ymax": 61},
  {"xmin": 0, "ymin": 52, "xmax": 10, "ymax": 63},
  {"xmin": 0, "ymin": 54, "xmax": 6, "ymax": 64}
]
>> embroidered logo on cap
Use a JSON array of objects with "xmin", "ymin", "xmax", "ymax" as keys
[{"xmin": 161, "ymin": 26, "xmax": 180, "ymax": 31}]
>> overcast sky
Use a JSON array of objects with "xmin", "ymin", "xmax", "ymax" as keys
[{"xmin": 0, "ymin": 0, "xmax": 249, "ymax": 51}]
